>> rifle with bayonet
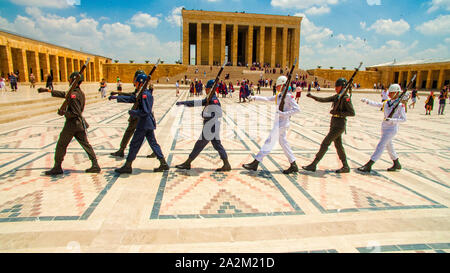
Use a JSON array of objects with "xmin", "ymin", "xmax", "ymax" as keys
[
  {"xmin": 57, "ymin": 58, "xmax": 90, "ymax": 116},
  {"xmin": 387, "ymin": 74, "xmax": 416, "ymax": 119},
  {"xmin": 331, "ymin": 62, "xmax": 363, "ymax": 113},
  {"xmin": 279, "ymin": 58, "xmax": 298, "ymax": 112},
  {"xmin": 132, "ymin": 59, "xmax": 160, "ymax": 110}
]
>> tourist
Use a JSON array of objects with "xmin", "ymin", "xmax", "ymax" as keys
[
  {"xmin": 0, "ymin": 76, "xmax": 5, "ymax": 91},
  {"xmin": 117, "ymin": 79, "xmax": 122, "ymax": 92},
  {"xmin": 46, "ymin": 73, "xmax": 53, "ymax": 91},
  {"xmin": 425, "ymin": 91, "xmax": 435, "ymax": 115},
  {"xmin": 358, "ymin": 84, "xmax": 407, "ymax": 173},
  {"xmin": 409, "ymin": 89, "xmax": 419, "ymax": 109},
  {"xmin": 295, "ymin": 83, "xmax": 302, "ymax": 103},
  {"xmin": 438, "ymin": 86, "xmax": 448, "ymax": 115},
  {"xmin": 176, "ymin": 80, "xmax": 180, "ymax": 97},
  {"xmin": 99, "ymin": 79, "xmax": 107, "ymax": 98},
  {"xmin": 29, "ymin": 73, "xmax": 36, "ymax": 89},
  {"xmin": 9, "ymin": 72, "xmax": 18, "ymax": 92}
]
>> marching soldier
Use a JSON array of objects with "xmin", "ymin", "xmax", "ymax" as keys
[
  {"xmin": 357, "ymin": 84, "xmax": 407, "ymax": 173},
  {"xmin": 175, "ymin": 79, "xmax": 231, "ymax": 172},
  {"xmin": 109, "ymin": 70, "xmax": 156, "ymax": 159},
  {"xmin": 302, "ymin": 78, "xmax": 355, "ymax": 173},
  {"xmin": 43, "ymin": 72, "xmax": 101, "ymax": 175},
  {"xmin": 114, "ymin": 73, "xmax": 169, "ymax": 174},
  {"xmin": 243, "ymin": 76, "xmax": 301, "ymax": 174}
]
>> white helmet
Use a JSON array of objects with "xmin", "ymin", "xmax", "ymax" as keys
[
  {"xmin": 276, "ymin": 76, "xmax": 287, "ymax": 87},
  {"xmin": 388, "ymin": 84, "xmax": 402, "ymax": 93}
]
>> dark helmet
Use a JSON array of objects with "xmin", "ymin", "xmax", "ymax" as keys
[
  {"xmin": 69, "ymin": 71, "xmax": 84, "ymax": 83},
  {"xmin": 134, "ymin": 70, "xmax": 145, "ymax": 79},
  {"xmin": 134, "ymin": 73, "xmax": 147, "ymax": 84},
  {"xmin": 205, "ymin": 79, "xmax": 215, "ymax": 89},
  {"xmin": 335, "ymin": 78, "xmax": 347, "ymax": 87}
]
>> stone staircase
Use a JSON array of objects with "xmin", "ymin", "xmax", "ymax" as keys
[{"xmin": 0, "ymin": 83, "xmax": 105, "ymax": 124}]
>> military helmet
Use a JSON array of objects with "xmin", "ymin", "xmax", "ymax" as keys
[
  {"xmin": 335, "ymin": 78, "xmax": 347, "ymax": 87},
  {"xmin": 276, "ymin": 76, "xmax": 288, "ymax": 87},
  {"xmin": 134, "ymin": 70, "xmax": 145, "ymax": 79},
  {"xmin": 206, "ymin": 79, "xmax": 215, "ymax": 89},
  {"xmin": 388, "ymin": 83, "xmax": 402, "ymax": 93},
  {"xmin": 134, "ymin": 73, "xmax": 147, "ymax": 84},
  {"xmin": 69, "ymin": 71, "xmax": 84, "ymax": 83}
]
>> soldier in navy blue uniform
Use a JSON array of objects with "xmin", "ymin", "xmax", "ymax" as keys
[
  {"xmin": 109, "ymin": 70, "xmax": 156, "ymax": 159},
  {"xmin": 175, "ymin": 79, "xmax": 231, "ymax": 172},
  {"xmin": 114, "ymin": 73, "xmax": 169, "ymax": 174}
]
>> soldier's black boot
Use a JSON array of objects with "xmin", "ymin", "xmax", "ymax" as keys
[
  {"xmin": 154, "ymin": 157, "xmax": 170, "ymax": 172},
  {"xmin": 115, "ymin": 160, "xmax": 133, "ymax": 174},
  {"xmin": 243, "ymin": 159, "xmax": 259, "ymax": 171},
  {"xmin": 302, "ymin": 160, "xmax": 317, "ymax": 172},
  {"xmin": 86, "ymin": 160, "xmax": 101, "ymax": 173},
  {"xmin": 110, "ymin": 149, "xmax": 124, "ymax": 158},
  {"xmin": 175, "ymin": 158, "xmax": 192, "ymax": 170},
  {"xmin": 147, "ymin": 152, "xmax": 156, "ymax": 158},
  {"xmin": 357, "ymin": 160, "xmax": 374, "ymax": 173},
  {"xmin": 45, "ymin": 163, "xmax": 63, "ymax": 176},
  {"xmin": 283, "ymin": 161, "xmax": 299, "ymax": 174},
  {"xmin": 336, "ymin": 161, "xmax": 350, "ymax": 174},
  {"xmin": 216, "ymin": 158, "xmax": 231, "ymax": 172},
  {"xmin": 387, "ymin": 159, "xmax": 402, "ymax": 172}
]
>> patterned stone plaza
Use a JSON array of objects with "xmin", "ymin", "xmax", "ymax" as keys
[{"xmin": 0, "ymin": 87, "xmax": 449, "ymax": 253}]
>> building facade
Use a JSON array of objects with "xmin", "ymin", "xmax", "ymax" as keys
[
  {"xmin": 182, "ymin": 10, "xmax": 302, "ymax": 68},
  {"xmin": 0, "ymin": 30, "xmax": 111, "ymax": 83}
]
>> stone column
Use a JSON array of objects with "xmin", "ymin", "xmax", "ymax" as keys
[
  {"xmin": 5, "ymin": 45, "xmax": 14, "ymax": 75},
  {"xmin": 426, "ymin": 70, "xmax": 433, "ymax": 89},
  {"xmin": 59, "ymin": 57, "xmax": 67, "ymax": 82},
  {"xmin": 18, "ymin": 49, "xmax": 29, "ymax": 82},
  {"xmin": 294, "ymin": 27, "xmax": 300, "ymax": 67},
  {"xmin": 33, "ymin": 51, "xmax": 41, "ymax": 82},
  {"xmin": 247, "ymin": 25, "xmax": 253, "ymax": 66},
  {"xmin": 183, "ymin": 20, "xmax": 190, "ymax": 65},
  {"xmin": 415, "ymin": 71, "xmax": 422, "ymax": 89},
  {"xmin": 209, "ymin": 23, "xmax": 214, "ymax": 66},
  {"xmin": 196, "ymin": 23, "xmax": 202, "ymax": 65},
  {"xmin": 437, "ymin": 69, "xmax": 445, "ymax": 89},
  {"xmin": 54, "ymin": 56, "xmax": 60, "ymax": 82},
  {"xmin": 281, "ymin": 27, "xmax": 287, "ymax": 69},
  {"xmin": 259, "ymin": 26, "xmax": 265, "ymax": 65},
  {"xmin": 398, "ymin": 70, "xmax": 403, "ymax": 85},
  {"xmin": 232, "ymin": 24, "xmax": 238, "ymax": 66},
  {"xmin": 220, "ymin": 24, "xmax": 226, "ymax": 65},
  {"xmin": 271, "ymin": 26, "xmax": 276, "ymax": 68}
]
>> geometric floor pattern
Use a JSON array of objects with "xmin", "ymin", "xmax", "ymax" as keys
[{"xmin": 0, "ymin": 86, "xmax": 449, "ymax": 252}]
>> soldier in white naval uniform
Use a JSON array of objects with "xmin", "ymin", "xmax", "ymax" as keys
[
  {"xmin": 243, "ymin": 76, "xmax": 301, "ymax": 174},
  {"xmin": 357, "ymin": 84, "xmax": 407, "ymax": 173}
]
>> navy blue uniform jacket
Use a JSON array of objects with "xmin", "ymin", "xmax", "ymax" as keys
[{"xmin": 128, "ymin": 89, "xmax": 156, "ymax": 130}]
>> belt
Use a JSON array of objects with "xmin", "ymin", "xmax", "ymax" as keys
[{"xmin": 332, "ymin": 114, "xmax": 345, "ymax": 118}]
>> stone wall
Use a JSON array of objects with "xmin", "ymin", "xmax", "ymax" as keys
[
  {"xmin": 102, "ymin": 64, "xmax": 188, "ymax": 83},
  {"xmin": 307, "ymin": 69, "xmax": 382, "ymax": 89}
]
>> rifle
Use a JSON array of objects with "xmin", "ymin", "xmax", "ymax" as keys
[
  {"xmin": 279, "ymin": 58, "xmax": 297, "ymax": 112},
  {"xmin": 331, "ymin": 62, "xmax": 363, "ymax": 113},
  {"xmin": 57, "ymin": 58, "xmax": 90, "ymax": 116},
  {"xmin": 387, "ymin": 74, "xmax": 416, "ymax": 119},
  {"xmin": 132, "ymin": 59, "xmax": 160, "ymax": 110},
  {"xmin": 203, "ymin": 60, "xmax": 226, "ymax": 110}
]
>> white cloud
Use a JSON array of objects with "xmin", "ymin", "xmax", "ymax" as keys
[
  {"xmin": 427, "ymin": 0, "xmax": 450, "ymax": 13},
  {"xmin": 295, "ymin": 13, "xmax": 333, "ymax": 44},
  {"xmin": 166, "ymin": 6, "xmax": 183, "ymax": 27},
  {"xmin": 367, "ymin": 0, "xmax": 381, "ymax": 5},
  {"xmin": 366, "ymin": 18, "xmax": 410, "ymax": 35},
  {"xmin": 271, "ymin": 0, "xmax": 338, "ymax": 10},
  {"xmin": 360, "ymin": 21, "xmax": 367, "ymax": 29},
  {"xmin": 416, "ymin": 15, "xmax": 450, "ymax": 35},
  {"xmin": 9, "ymin": 0, "xmax": 71, "ymax": 8},
  {"xmin": 305, "ymin": 5, "xmax": 331, "ymax": 15},
  {"xmin": 130, "ymin": 12, "xmax": 160, "ymax": 28},
  {"xmin": 0, "ymin": 8, "xmax": 181, "ymax": 63}
]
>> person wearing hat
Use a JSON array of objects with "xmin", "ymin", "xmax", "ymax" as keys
[
  {"xmin": 43, "ymin": 71, "xmax": 101, "ymax": 175},
  {"xmin": 108, "ymin": 70, "xmax": 156, "ymax": 159},
  {"xmin": 243, "ymin": 75, "xmax": 301, "ymax": 174},
  {"xmin": 302, "ymin": 78, "xmax": 355, "ymax": 174},
  {"xmin": 114, "ymin": 72, "xmax": 169, "ymax": 174},
  {"xmin": 175, "ymin": 79, "xmax": 231, "ymax": 172},
  {"xmin": 357, "ymin": 84, "xmax": 407, "ymax": 173}
]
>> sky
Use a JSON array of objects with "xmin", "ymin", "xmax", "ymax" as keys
[{"xmin": 0, "ymin": 0, "xmax": 449, "ymax": 69}]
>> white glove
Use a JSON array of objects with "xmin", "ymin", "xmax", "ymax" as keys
[
  {"xmin": 277, "ymin": 110, "xmax": 287, "ymax": 117},
  {"xmin": 361, "ymin": 98, "xmax": 368, "ymax": 104},
  {"xmin": 249, "ymin": 96, "xmax": 256, "ymax": 101}
]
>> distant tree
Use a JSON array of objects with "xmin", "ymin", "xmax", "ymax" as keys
[
  {"xmin": 342, "ymin": 67, "xmax": 346, "ymax": 70},
  {"xmin": 330, "ymin": 66, "xmax": 334, "ymax": 69},
  {"xmin": 129, "ymin": 60, "xmax": 134, "ymax": 64},
  {"xmin": 114, "ymin": 60, "xmax": 119, "ymax": 63},
  {"xmin": 317, "ymin": 66, "xmax": 322, "ymax": 69},
  {"xmin": 145, "ymin": 60, "xmax": 150, "ymax": 64}
]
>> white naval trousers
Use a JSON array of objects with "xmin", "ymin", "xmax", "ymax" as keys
[
  {"xmin": 370, "ymin": 123, "xmax": 399, "ymax": 162},
  {"xmin": 254, "ymin": 117, "xmax": 296, "ymax": 163}
]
